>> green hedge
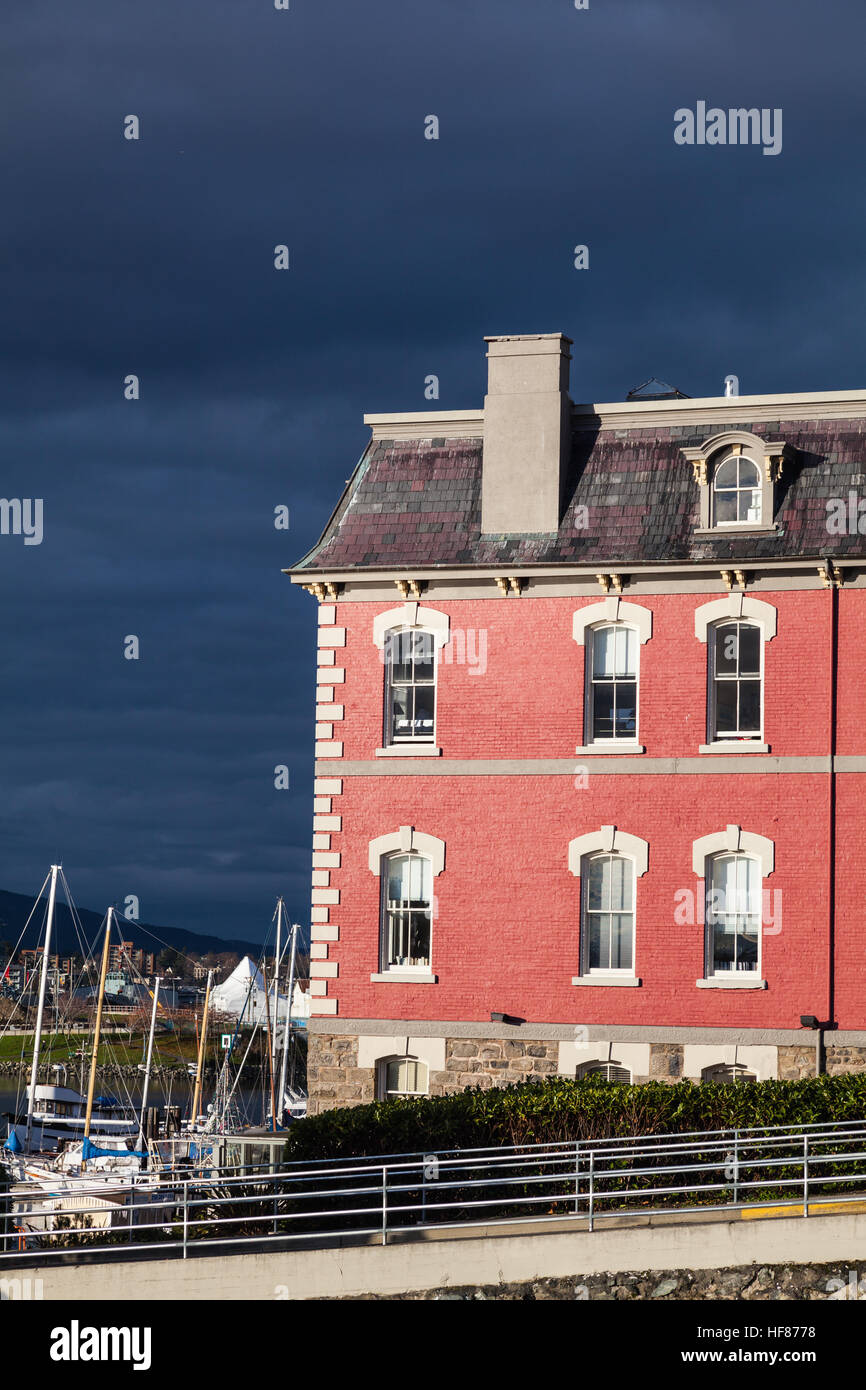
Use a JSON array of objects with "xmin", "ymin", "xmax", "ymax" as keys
[{"xmin": 283, "ymin": 1073, "xmax": 866, "ymax": 1161}]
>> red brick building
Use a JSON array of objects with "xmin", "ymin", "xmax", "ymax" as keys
[{"xmin": 289, "ymin": 333, "xmax": 866, "ymax": 1112}]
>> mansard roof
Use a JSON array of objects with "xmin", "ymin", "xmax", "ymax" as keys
[{"xmin": 292, "ymin": 402, "xmax": 866, "ymax": 573}]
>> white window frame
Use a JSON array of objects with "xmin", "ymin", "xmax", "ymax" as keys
[
  {"xmin": 583, "ymin": 623, "xmax": 641, "ymax": 747},
  {"xmin": 695, "ymin": 595, "xmax": 776, "ymax": 754},
  {"xmin": 711, "ymin": 452, "xmax": 764, "ymax": 527},
  {"xmin": 379, "ymin": 850, "xmax": 434, "ymax": 975},
  {"xmin": 572, "ymin": 599, "xmax": 652, "ymax": 753},
  {"xmin": 372, "ymin": 604, "xmax": 450, "ymax": 757},
  {"xmin": 707, "ymin": 619, "xmax": 764, "ymax": 744},
  {"xmin": 681, "ymin": 431, "xmax": 786, "ymax": 535},
  {"xmin": 704, "ymin": 851, "xmax": 762, "ymax": 980},
  {"xmin": 378, "ymin": 1055, "xmax": 429, "ymax": 1099},
  {"xmin": 368, "ymin": 827, "xmax": 445, "ymax": 980},
  {"xmin": 382, "ymin": 626, "xmax": 438, "ymax": 748},
  {"xmin": 692, "ymin": 825, "xmax": 773, "ymax": 990},
  {"xmin": 580, "ymin": 851, "xmax": 637, "ymax": 978},
  {"xmin": 568, "ymin": 826, "xmax": 648, "ymax": 985},
  {"xmin": 701, "ymin": 1063, "xmax": 757, "ymax": 1085}
]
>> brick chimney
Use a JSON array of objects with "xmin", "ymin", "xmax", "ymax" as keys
[{"xmin": 481, "ymin": 333, "xmax": 573, "ymax": 534}]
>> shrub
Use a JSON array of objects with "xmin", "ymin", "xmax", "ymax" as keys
[{"xmin": 283, "ymin": 1073, "xmax": 866, "ymax": 1162}]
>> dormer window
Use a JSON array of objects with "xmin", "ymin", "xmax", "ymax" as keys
[
  {"xmin": 681, "ymin": 431, "xmax": 792, "ymax": 534},
  {"xmin": 712, "ymin": 454, "xmax": 762, "ymax": 526}
]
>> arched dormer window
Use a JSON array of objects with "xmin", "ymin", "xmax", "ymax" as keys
[
  {"xmin": 681, "ymin": 431, "xmax": 791, "ymax": 534},
  {"xmin": 712, "ymin": 453, "xmax": 762, "ymax": 525}
]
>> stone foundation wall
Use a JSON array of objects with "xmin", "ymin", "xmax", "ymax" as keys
[
  {"xmin": 305, "ymin": 1034, "xmax": 372, "ymax": 1114},
  {"xmin": 307, "ymin": 1033, "xmax": 866, "ymax": 1115}
]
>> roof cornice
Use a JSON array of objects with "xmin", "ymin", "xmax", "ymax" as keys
[{"xmin": 362, "ymin": 389, "xmax": 866, "ymax": 441}]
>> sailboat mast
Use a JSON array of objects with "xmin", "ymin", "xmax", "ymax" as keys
[
  {"xmin": 137, "ymin": 975, "xmax": 161, "ymax": 1148},
  {"xmin": 262, "ymin": 964, "xmax": 278, "ymax": 1133},
  {"xmin": 277, "ymin": 923, "xmax": 298, "ymax": 1124},
  {"xmin": 25, "ymin": 864, "xmax": 60, "ymax": 1152},
  {"xmin": 272, "ymin": 899, "xmax": 282, "ymax": 1084},
  {"xmin": 190, "ymin": 969, "xmax": 213, "ymax": 1129},
  {"xmin": 82, "ymin": 907, "xmax": 114, "ymax": 1165}
]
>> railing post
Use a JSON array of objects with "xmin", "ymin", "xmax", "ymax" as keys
[
  {"xmin": 182, "ymin": 1181, "xmax": 189, "ymax": 1257},
  {"xmin": 803, "ymin": 1134, "xmax": 809, "ymax": 1218},
  {"xmin": 588, "ymin": 1151, "xmax": 595, "ymax": 1233},
  {"xmin": 733, "ymin": 1130, "xmax": 739, "ymax": 1207},
  {"xmin": 382, "ymin": 1166, "xmax": 388, "ymax": 1245},
  {"xmin": 573, "ymin": 1141, "xmax": 581, "ymax": 1215}
]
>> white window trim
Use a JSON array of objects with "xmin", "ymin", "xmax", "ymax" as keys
[
  {"xmin": 710, "ymin": 451, "xmax": 764, "ymax": 528},
  {"xmin": 568, "ymin": 827, "xmax": 648, "ymax": 984},
  {"xmin": 372, "ymin": 603, "xmax": 451, "ymax": 651},
  {"xmin": 694, "ymin": 594, "xmax": 777, "ymax": 643},
  {"xmin": 681, "ymin": 431, "xmax": 787, "ymax": 534},
  {"xmin": 568, "ymin": 825, "xmax": 649, "ymax": 878},
  {"xmin": 582, "ymin": 622, "xmax": 642, "ymax": 751},
  {"xmin": 692, "ymin": 825, "xmax": 774, "ymax": 987},
  {"xmin": 705, "ymin": 617, "xmax": 765, "ymax": 748},
  {"xmin": 573, "ymin": 600, "xmax": 651, "ymax": 752},
  {"xmin": 377, "ymin": 1055, "xmax": 430, "ymax": 1099},
  {"xmin": 369, "ymin": 827, "xmax": 445, "ymax": 978},
  {"xmin": 573, "ymin": 598, "xmax": 652, "ymax": 646},
  {"xmin": 374, "ymin": 604, "xmax": 449, "ymax": 755},
  {"xmin": 696, "ymin": 596, "xmax": 776, "ymax": 752},
  {"xmin": 381, "ymin": 626, "xmax": 440, "ymax": 751}
]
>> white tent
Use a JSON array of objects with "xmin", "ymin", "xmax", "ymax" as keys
[{"xmin": 209, "ymin": 955, "xmax": 309, "ymax": 1028}]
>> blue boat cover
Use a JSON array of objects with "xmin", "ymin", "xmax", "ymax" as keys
[{"xmin": 82, "ymin": 1136, "xmax": 148, "ymax": 1161}]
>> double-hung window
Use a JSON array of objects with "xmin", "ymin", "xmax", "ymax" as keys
[
  {"xmin": 384, "ymin": 629, "xmax": 436, "ymax": 746},
  {"xmin": 586, "ymin": 624, "xmax": 638, "ymax": 742},
  {"xmin": 581, "ymin": 852, "xmax": 635, "ymax": 975},
  {"xmin": 705, "ymin": 853, "xmax": 760, "ymax": 976},
  {"xmin": 381, "ymin": 851, "xmax": 433, "ymax": 971},
  {"xmin": 709, "ymin": 620, "xmax": 762, "ymax": 742}
]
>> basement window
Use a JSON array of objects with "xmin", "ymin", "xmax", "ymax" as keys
[
  {"xmin": 379, "ymin": 1057, "xmax": 429, "ymax": 1098},
  {"xmin": 700, "ymin": 1063, "xmax": 757, "ymax": 1085},
  {"xmin": 576, "ymin": 1061, "xmax": 632, "ymax": 1084}
]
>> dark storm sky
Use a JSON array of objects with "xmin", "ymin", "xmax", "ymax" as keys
[{"xmin": 1, "ymin": 0, "xmax": 864, "ymax": 942}]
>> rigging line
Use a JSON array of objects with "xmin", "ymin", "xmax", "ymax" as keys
[{"xmin": 0, "ymin": 867, "xmax": 51, "ymax": 1004}]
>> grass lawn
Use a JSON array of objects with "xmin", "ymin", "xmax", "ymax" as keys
[{"xmin": 0, "ymin": 1031, "xmax": 205, "ymax": 1069}]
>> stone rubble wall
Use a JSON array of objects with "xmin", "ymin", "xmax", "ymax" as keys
[{"xmin": 337, "ymin": 1261, "xmax": 866, "ymax": 1301}]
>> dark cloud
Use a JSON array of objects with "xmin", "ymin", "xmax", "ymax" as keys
[{"xmin": 1, "ymin": 0, "xmax": 863, "ymax": 937}]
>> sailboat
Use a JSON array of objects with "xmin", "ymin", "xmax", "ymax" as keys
[
  {"xmin": 2, "ymin": 867, "xmax": 141, "ymax": 1154},
  {"xmin": 3, "ymin": 879, "xmax": 178, "ymax": 1243}
]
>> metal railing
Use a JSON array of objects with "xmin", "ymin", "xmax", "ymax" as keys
[{"xmin": 4, "ymin": 1118, "xmax": 866, "ymax": 1266}]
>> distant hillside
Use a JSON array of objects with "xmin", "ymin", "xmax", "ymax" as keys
[{"xmin": 0, "ymin": 888, "xmax": 261, "ymax": 961}]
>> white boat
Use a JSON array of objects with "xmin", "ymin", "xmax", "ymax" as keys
[
  {"xmin": 4, "ymin": 1082, "xmax": 139, "ymax": 1152},
  {"xmin": 7, "ymin": 1138, "xmax": 180, "ymax": 1243}
]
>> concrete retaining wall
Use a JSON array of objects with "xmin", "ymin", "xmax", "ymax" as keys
[{"xmin": 16, "ymin": 1209, "xmax": 866, "ymax": 1301}]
